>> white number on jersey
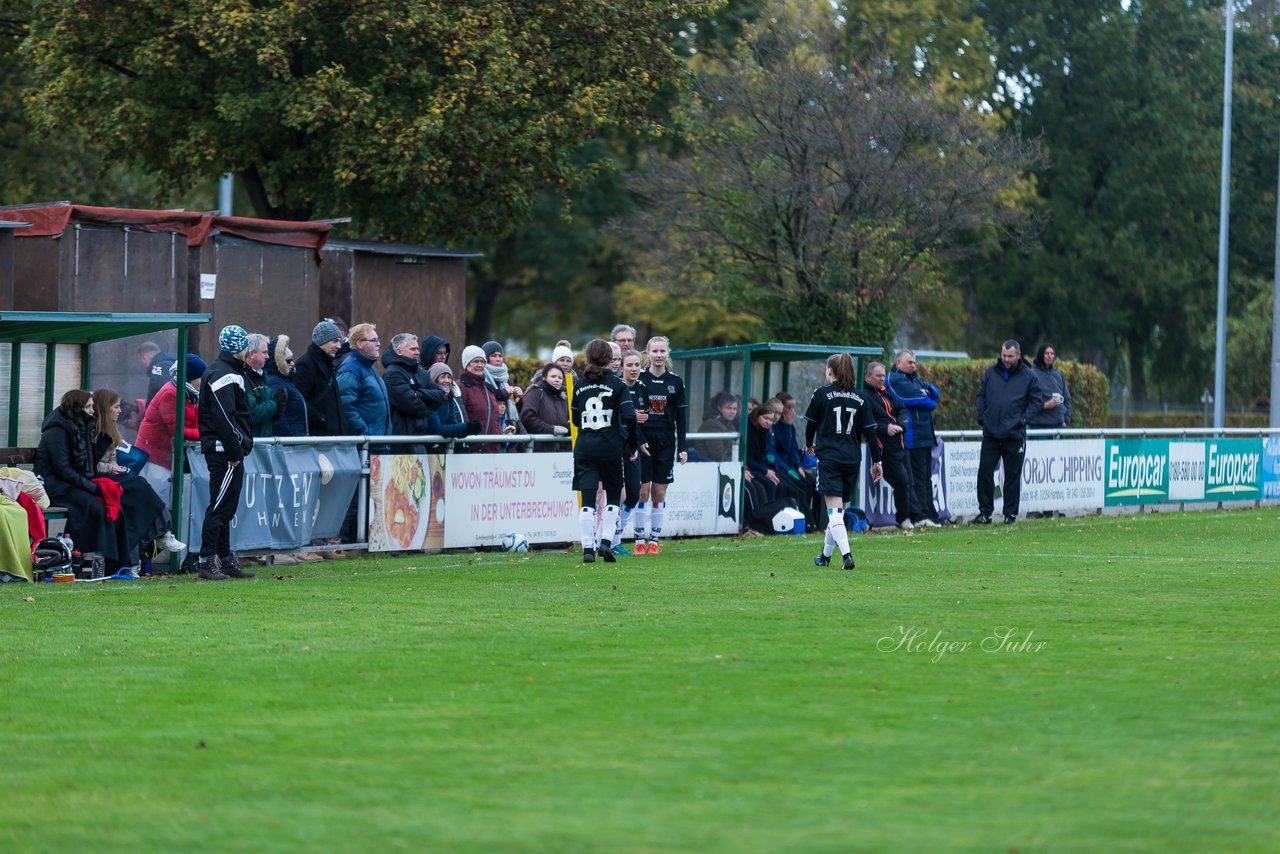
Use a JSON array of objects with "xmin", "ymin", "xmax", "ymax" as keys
[
  {"xmin": 831, "ymin": 406, "xmax": 858, "ymax": 435},
  {"xmin": 581, "ymin": 391, "xmax": 614, "ymax": 430}
]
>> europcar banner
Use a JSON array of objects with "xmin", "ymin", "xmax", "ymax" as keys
[
  {"xmin": 1104, "ymin": 438, "xmax": 1263, "ymax": 506},
  {"xmin": 187, "ymin": 443, "xmax": 362, "ymax": 550}
]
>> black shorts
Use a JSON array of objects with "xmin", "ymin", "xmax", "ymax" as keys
[
  {"xmin": 815, "ymin": 458, "xmax": 860, "ymax": 502},
  {"xmin": 623, "ymin": 455, "xmax": 641, "ymax": 504},
  {"xmin": 574, "ymin": 458, "xmax": 624, "ymax": 495},
  {"xmin": 640, "ymin": 437, "xmax": 676, "ymax": 485}
]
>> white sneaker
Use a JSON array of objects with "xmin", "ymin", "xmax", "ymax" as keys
[
  {"xmin": 898, "ymin": 519, "xmax": 915, "ymax": 530},
  {"xmin": 160, "ymin": 531, "xmax": 186, "ymax": 552},
  {"xmin": 917, "ymin": 519, "xmax": 941, "ymax": 529}
]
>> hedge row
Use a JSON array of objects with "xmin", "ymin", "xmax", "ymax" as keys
[{"xmin": 915, "ymin": 359, "xmax": 1111, "ymax": 431}]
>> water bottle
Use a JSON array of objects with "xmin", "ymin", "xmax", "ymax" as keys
[
  {"xmin": 71, "ymin": 549, "xmax": 83, "ymax": 575},
  {"xmin": 60, "ymin": 531, "xmax": 74, "ymax": 555}
]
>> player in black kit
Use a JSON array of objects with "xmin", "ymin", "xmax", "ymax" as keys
[
  {"xmin": 632, "ymin": 336, "xmax": 687, "ymax": 555},
  {"xmin": 571, "ymin": 339, "xmax": 638, "ymax": 563},
  {"xmin": 803, "ymin": 352, "xmax": 883, "ymax": 570}
]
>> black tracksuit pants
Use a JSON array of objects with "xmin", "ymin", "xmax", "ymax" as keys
[
  {"xmin": 977, "ymin": 434, "xmax": 1027, "ymax": 519},
  {"xmin": 201, "ymin": 452, "xmax": 244, "ymax": 559}
]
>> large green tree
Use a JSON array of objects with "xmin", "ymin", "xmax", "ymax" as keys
[
  {"xmin": 620, "ymin": 26, "xmax": 1042, "ymax": 349},
  {"xmin": 23, "ymin": 0, "xmax": 720, "ymax": 244},
  {"xmin": 976, "ymin": 0, "xmax": 1280, "ymax": 406}
]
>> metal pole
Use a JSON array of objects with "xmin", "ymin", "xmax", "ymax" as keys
[
  {"xmin": 1213, "ymin": 0, "xmax": 1235, "ymax": 430},
  {"xmin": 1272, "ymin": 131, "xmax": 1280, "ymax": 428},
  {"xmin": 219, "ymin": 173, "xmax": 234, "ymax": 216}
]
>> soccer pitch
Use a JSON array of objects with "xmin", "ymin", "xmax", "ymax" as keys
[{"xmin": 4, "ymin": 508, "xmax": 1278, "ymax": 851}]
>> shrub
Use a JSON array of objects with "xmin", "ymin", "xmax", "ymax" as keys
[{"xmin": 916, "ymin": 359, "xmax": 1110, "ymax": 430}]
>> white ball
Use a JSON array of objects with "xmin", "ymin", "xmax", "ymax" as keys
[{"xmin": 500, "ymin": 532, "xmax": 529, "ymax": 553}]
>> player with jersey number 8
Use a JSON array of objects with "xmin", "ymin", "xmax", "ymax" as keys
[
  {"xmin": 571, "ymin": 339, "xmax": 638, "ymax": 564},
  {"xmin": 803, "ymin": 353, "xmax": 883, "ymax": 571}
]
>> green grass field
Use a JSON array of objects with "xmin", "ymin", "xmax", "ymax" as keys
[{"xmin": 3, "ymin": 508, "xmax": 1278, "ymax": 852}]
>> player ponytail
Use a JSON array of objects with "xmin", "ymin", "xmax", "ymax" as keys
[
  {"xmin": 582, "ymin": 339, "xmax": 613, "ymax": 381},
  {"xmin": 827, "ymin": 353, "xmax": 856, "ymax": 390}
]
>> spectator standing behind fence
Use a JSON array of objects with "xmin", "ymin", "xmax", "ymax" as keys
[
  {"xmin": 35, "ymin": 390, "xmax": 134, "ymax": 569},
  {"xmin": 338, "ymin": 323, "xmax": 391, "ymax": 443},
  {"xmin": 520, "ymin": 363, "xmax": 571, "ymax": 451},
  {"xmin": 243, "ymin": 333, "xmax": 278, "ymax": 438},
  {"xmin": 137, "ymin": 354, "xmax": 205, "ymax": 502},
  {"xmin": 888, "ymin": 350, "xmax": 943, "ymax": 528},
  {"xmin": 481, "ymin": 341, "xmax": 522, "ymax": 439},
  {"xmin": 458, "ymin": 345, "xmax": 504, "ymax": 453},
  {"xmin": 611, "ymin": 324, "xmax": 636, "ymax": 353},
  {"xmin": 383, "ymin": 333, "xmax": 446, "ymax": 454},
  {"xmin": 265, "ymin": 335, "xmax": 308, "ymax": 437},
  {"xmin": 973, "ymin": 340, "xmax": 1043, "ymax": 525},
  {"xmin": 91, "ymin": 388, "xmax": 186, "ymax": 571},
  {"xmin": 529, "ymin": 341, "xmax": 579, "ymax": 388},
  {"xmin": 195, "ymin": 325, "xmax": 257, "ymax": 580},
  {"xmin": 423, "ymin": 362, "xmax": 480, "ymax": 452},
  {"xmin": 294, "ymin": 320, "xmax": 346, "ymax": 437},
  {"xmin": 863, "ymin": 361, "xmax": 914, "ymax": 530},
  {"xmin": 1028, "ymin": 343, "xmax": 1071, "ymax": 431},
  {"xmin": 419, "ymin": 334, "xmax": 451, "ymax": 367}
]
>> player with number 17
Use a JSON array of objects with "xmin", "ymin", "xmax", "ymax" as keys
[{"xmin": 803, "ymin": 353, "xmax": 883, "ymax": 571}]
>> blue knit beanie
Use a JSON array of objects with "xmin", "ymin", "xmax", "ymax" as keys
[{"xmin": 219, "ymin": 324, "xmax": 249, "ymax": 354}]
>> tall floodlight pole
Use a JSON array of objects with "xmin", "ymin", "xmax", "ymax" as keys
[
  {"xmin": 1213, "ymin": 0, "xmax": 1235, "ymax": 430},
  {"xmin": 1272, "ymin": 134, "xmax": 1280, "ymax": 428}
]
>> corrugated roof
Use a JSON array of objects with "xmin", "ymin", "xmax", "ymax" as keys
[{"xmin": 672, "ymin": 342, "xmax": 882, "ymax": 361}]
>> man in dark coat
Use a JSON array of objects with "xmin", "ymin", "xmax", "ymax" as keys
[
  {"xmin": 418, "ymin": 334, "xmax": 451, "ymax": 368},
  {"xmin": 293, "ymin": 319, "xmax": 346, "ymax": 437},
  {"xmin": 383, "ymin": 333, "xmax": 447, "ymax": 453},
  {"xmin": 973, "ymin": 340, "xmax": 1044, "ymax": 525},
  {"xmin": 863, "ymin": 361, "xmax": 914, "ymax": 529}
]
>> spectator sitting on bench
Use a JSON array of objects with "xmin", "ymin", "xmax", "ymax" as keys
[{"xmin": 91, "ymin": 389, "xmax": 187, "ymax": 570}]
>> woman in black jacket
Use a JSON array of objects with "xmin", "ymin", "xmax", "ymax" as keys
[{"xmin": 34, "ymin": 389, "xmax": 129, "ymax": 563}]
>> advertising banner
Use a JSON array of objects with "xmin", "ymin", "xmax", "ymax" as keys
[
  {"xmin": 941, "ymin": 439, "xmax": 1105, "ymax": 517},
  {"xmin": 1263, "ymin": 437, "xmax": 1280, "ymax": 501},
  {"xmin": 440, "ymin": 453, "xmax": 579, "ymax": 549},
  {"xmin": 370, "ymin": 453, "xmax": 744, "ymax": 551},
  {"xmin": 1105, "ymin": 438, "xmax": 1263, "ymax": 506},
  {"xmin": 187, "ymin": 443, "xmax": 362, "ymax": 550},
  {"xmin": 866, "ymin": 440, "xmax": 953, "ymax": 528}
]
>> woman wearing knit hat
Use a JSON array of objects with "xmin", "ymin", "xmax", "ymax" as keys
[
  {"xmin": 457, "ymin": 345, "xmax": 503, "ymax": 453},
  {"xmin": 136, "ymin": 353, "xmax": 207, "ymax": 506},
  {"xmin": 423, "ymin": 362, "xmax": 481, "ymax": 452}
]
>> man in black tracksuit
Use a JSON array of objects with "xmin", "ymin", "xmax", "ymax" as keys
[
  {"xmin": 974, "ymin": 340, "xmax": 1043, "ymax": 524},
  {"xmin": 196, "ymin": 325, "xmax": 256, "ymax": 580}
]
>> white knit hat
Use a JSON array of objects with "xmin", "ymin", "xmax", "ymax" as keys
[
  {"xmin": 460, "ymin": 345, "xmax": 486, "ymax": 367},
  {"xmin": 551, "ymin": 345, "xmax": 574, "ymax": 363}
]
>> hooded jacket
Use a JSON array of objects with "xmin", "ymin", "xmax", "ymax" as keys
[
  {"xmin": 418, "ymin": 335, "xmax": 451, "ymax": 370},
  {"xmin": 264, "ymin": 342, "xmax": 309, "ymax": 438},
  {"xmin": 976, "ymin": 357, "xmax": 1044, "ymax": 439},
  {"xmin": 34, "ymin": 406, "xmax": 99, "ymax": 498},
  {"xmin": 1028, "ymin": 351, "xmax": 1072, "ymax": 428},
  {"xmin": 293, "ymin": 341, "xmax": 346, "ymax": 436},
  {"xmin": 199, "ymin": 351, "xmax": 254, "ymax": 461},
  {"xmin": 383, "ymin": 349, "xmax": 447, "ymax": 437}
]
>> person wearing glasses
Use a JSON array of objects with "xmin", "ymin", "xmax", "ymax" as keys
[{"xmin": 337, "ymin": 323, "xmax": 391, "ymax": 443}]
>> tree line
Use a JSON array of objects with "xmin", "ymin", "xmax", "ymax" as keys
[{"xmin": 3, "ymin": 1, "xmax": 1276, "ymax": 409}]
